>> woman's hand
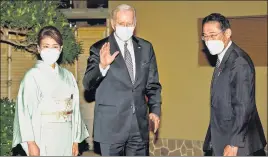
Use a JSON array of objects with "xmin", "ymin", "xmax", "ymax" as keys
[
  {"xmin": 27, "ymin": 141, "xmax": 40, "ymax": 156},
  {"xmin": 72, "ymin": 142, "xmax": 79, "ymax": 156}
]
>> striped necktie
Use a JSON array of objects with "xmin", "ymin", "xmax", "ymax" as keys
[
  {"xmin": 124, "ymin": 42, "xmax": 134, "ymax": 84},
  {"xmin": 216, "ymin": 58, "xmax": 220, "ymax": 68}
]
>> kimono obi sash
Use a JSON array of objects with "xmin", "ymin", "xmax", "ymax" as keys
[{"xmin": 40, "ymin": 95, "xmax": 73, "ymax": 123}]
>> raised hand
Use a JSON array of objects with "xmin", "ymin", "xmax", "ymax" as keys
[{"xmin": 100, "ymin": 42, "xmax": 119, "ymax": 69}]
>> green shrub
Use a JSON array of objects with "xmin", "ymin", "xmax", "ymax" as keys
[{"xmin": 0, "ymin": 98, "xmax": 16, "ymax": 156}]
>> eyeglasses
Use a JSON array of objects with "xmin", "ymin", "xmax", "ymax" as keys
[
  {"xmin": 201, "ymin": 31, "xmax": 224, "ymax": 41},
  {"xmin": 116, "ymin": 22, "xmax": 135, "ymax": 27}
]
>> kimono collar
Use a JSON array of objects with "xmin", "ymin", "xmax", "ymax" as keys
[{"xmin": 34, "ymin": 60, "xmax": 60, "ymax": 75}]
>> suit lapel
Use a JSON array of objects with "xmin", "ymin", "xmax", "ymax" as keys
[
  {"xmin": 210, "ymin": 67, "xmax": 218, "ymax": 97},
  {"xmin": 109, "ymin": 34, "xmax": 142, "ymax": 87},
  {"xmin": 109, "ymin": 33, "xmax": 133, "ymax": 86},
  {"xmin": 211, "ymin": 42, "xmax": 235, "ymax": 100},
  {"xmin": 132, "ymin": 37, "xmax": 142, "ymax": 88}
]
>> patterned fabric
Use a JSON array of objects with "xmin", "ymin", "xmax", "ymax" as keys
[{"xmin": 124, "ymin": 42, "xmax": 135, "ymax": 84}]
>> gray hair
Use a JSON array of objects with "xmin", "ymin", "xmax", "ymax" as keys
[{"xmin": 111, "ymin": 4, "xmax": 136, "ymax": 25}]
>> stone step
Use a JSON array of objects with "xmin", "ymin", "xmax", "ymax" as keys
[{"xmin": 81, "ymin": 151, "xmax": 100, "ymax": 156}]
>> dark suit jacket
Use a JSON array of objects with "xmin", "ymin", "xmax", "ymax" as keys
[
  {"xmin": 203, "ymin": 42, "xmax": 267, "ymax": 156},
  {"xmin": 83, "ymin": 33, "xmax": 162, "ymax": 144}
]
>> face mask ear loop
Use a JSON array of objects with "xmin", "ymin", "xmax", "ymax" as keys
[{"xmin": 37, "ymin": 45, "xmax": 41, "ymax": 53}]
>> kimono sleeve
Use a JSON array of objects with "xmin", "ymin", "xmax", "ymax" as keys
[
  {"xmin": 70, "ymin": 72, "xmax": 89, "ymax": 143},
  {"xmin": 15, "ymin": 71, "xmax": 40, "ymax": 143}
]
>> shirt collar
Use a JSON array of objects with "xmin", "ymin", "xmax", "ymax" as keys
[{"xmin": 218, "ymin": 40, "xmax": 232, "ymax": 62}]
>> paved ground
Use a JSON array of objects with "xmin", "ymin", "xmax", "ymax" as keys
[{"xmin": 81, "ymin": 151, "xmax": 100, "ymax": 156}]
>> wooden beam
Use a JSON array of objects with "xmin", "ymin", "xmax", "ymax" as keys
[{"xmin": 60, "ymin": 8, "xmax": 109, "ymax": 19}]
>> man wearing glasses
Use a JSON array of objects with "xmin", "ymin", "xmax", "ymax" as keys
[
  {"xmin": 202, "ymin": 13, "xmax": 266, "ymax": 156},
  {"xmin": 83, "ymin": 4, "xmax": 162, "ymax": 156}
]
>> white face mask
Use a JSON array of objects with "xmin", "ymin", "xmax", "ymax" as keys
[
  {"xmin": 205, "ymin": 40, "xmax": 225, "ymax": 55},
  {"xmin": 40, "ymin": 48, "xmax": 61, "ymax": 65},
  {"xmin": 115, "ymin": 25, "xmax": 135, "ymax": 42}
]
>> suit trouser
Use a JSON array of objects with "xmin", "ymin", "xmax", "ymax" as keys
[
  {"xmin": 207, "ymin": 148, "xmax": 266, "ymax": 156},
  {"xmin": 100, "ymin": 112, "xmax": 148, "ymax": 156},
  {"xmin": 249, "ymin": 149, "xmax": 266, "ymax": 156}
]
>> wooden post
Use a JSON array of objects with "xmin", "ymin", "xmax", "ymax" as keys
[
  {"xmin": 7, "ymin": 33, "xmax": 12, "ymax": 99},
  {"xmin": 106, "ymin": 18, "xmax": 110, "ymax": 37},
  {"xmin": 74, "ymin": 26, "xmax": 78, "ymax": 81}
]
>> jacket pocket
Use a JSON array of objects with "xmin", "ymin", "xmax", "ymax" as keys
[
  {"xmin": 141, "ymin": 61, "xmax": 150, "ymax": 68},
  {"xmin": 97, "ymin": 104, "xmax": 117, "ymax": 114}
]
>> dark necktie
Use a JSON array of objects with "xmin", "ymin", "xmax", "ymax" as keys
[
  {"xmin": 124, "ymin": 42, "xmax": 134, "ymax": 84},
  {"xmin": 216, "ymin": 58, "xmax": 220, "ymax": 68}
]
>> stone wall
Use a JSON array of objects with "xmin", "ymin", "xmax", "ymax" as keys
[
  {"xmin": 149, "ymin": 138, "xmax": 268, "ymax": 156},
  {"xmin": 149, "ymin": 139, "xmax": 204, "ymax": 156}
]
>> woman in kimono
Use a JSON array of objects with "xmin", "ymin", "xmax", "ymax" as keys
[{"xmin": 12, "ymin": 26, "xmax": 89, "ymax": 156}]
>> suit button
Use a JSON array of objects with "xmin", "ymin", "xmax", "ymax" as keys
[{"xmin": 132, "ymin": 89, "xmax": 134, "ymax": 92}]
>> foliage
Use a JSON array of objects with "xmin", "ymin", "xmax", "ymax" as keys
[
  {"xmin": 0, "ymin": 98, "xmax": 16, "ymax": 156},
  {"xmin": 0, "ymin": 0, "xmax": 83, "ymax": 64}
]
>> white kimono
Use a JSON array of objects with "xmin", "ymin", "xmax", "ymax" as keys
[{"xmin": 12, "ymin": 60, "xmax": 89, "ymax": 156}]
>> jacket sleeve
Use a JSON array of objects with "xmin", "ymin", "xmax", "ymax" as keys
[
  {"xmin": 82, "ymin": 46, "xmax": 105, "ymax": 92},
  {"xmin": 229, "ymin": 58, "xmax": 255, "ymax": 147},
  {"xmin": 203, "ymin": 124, "xmax": 212, "ymax": 151},
  {"xmin": 145, "ymin": 44, "xmax": 162, "ymax": 117}
]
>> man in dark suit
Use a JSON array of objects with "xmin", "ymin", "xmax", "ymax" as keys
[
  {"xmin": 202, "ymin": 13, "xmax": 267, "ymax": 156},
  {"xmin": 83, "ymin": 4, "xmax": 162, "ymax": 156}
]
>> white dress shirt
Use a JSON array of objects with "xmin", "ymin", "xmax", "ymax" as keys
[
  {"xmin": 99, "ymin": 33, "xmax": 136, "ymax": 78},
  {"xmin": 218, "ymin": 40, "xmax": 232, "ymax": 63}
]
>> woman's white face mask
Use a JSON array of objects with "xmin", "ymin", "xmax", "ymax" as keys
[{"xmin": 39, "ymin": 47, "xmax": 61, "ymax": 65}]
